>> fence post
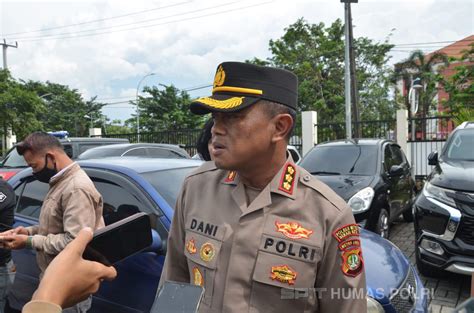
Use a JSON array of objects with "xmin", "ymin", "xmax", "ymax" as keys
[
  {"xmin": 302, "ymin": 111, "xmax": 317, "ymax": 157},
  {"xmin": 396, "ymin": 109, "xmax": 409, "ymax": 155}
]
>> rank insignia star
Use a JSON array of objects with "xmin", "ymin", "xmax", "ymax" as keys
[
  {"xmin": 186, "ymin": 238, "xmax": 197, "ymax": 254},
  {"xmin": 200, "ymin": 242, "xmax": 215, "ymax": 262},
  {"xmin": 279, "ymin": 163, "xmax": 296, "ymax": 194},
  {"xmin": 275, "ymin": 221, "xmax": 313, "ymax": 239},
  {"xmin": 270, "ymin": 265, "xmax": 297, "ymax": 285}
]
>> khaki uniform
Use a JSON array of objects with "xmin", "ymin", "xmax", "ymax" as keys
[
  {"xmin": 160, "ymin": 156, "xmax": 367, "ymax": 313},
  {"xmin": 26, "ymin": 163, "xmax": 104, "ymax": 274}
]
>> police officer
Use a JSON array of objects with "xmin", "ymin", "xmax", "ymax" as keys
[
  {"xmin": 0, "ymin": 177, "xmax": 15, "ymax": 313},
  {"xmin": 160, "ymin": 62, "xmax": 367, "ymax": 312}
]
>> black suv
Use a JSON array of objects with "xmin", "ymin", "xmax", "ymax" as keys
[
  {"xmin": 414, "ymin": 121, "xmax": 474, "ymax": 277},
  {"xmin": 300, "ymin": 139, "xmax": 416, "ymax": 238}
]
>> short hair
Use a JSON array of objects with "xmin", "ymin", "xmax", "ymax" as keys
[
  {"xmin": 196, "ymin": 119, "xmax": 213, "ymax": 161},
  {"xmin": 16, "ymin": 132, "xmax": 63, "ymax": 156},
  {"xmin": 259, "ymin": 100, "xmax": 296, "ymax": 140}
]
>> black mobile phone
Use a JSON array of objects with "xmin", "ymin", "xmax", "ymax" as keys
[
  {"xmin": 83, "ymin": 212, "xmax": 152, "ymax": 266},
  {"xmin": 151, "ymin": 281, "xmax": 204, "ymax": 313}
]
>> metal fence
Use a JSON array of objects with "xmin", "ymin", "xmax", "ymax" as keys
[
  {"xmin": 105, "ymin": 129, "xmax": 202, "ymax": 156},
  {"xmin": 315, "ymin": 119, "xmax": 396, "ymax": 143}
]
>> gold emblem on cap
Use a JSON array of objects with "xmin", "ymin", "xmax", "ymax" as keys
[
  {"xmin": 213, "ymin": 65, "xmax": 226, "ymax": 88},
  {"xmin": 196, "ymin": 97, "xmax": 244, "ymax": 109},
  {"xmin": 200, "ymin": 242, "xmax": 215, "ymax": 262}
]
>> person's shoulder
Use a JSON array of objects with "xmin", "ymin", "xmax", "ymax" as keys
[
  {"xmin": 186, "ymin": 161, "xmax": 220, "ymax": 179},
  {"xmin": 297, "ymin": 165, "xmax": 347, "ymax": 213}
]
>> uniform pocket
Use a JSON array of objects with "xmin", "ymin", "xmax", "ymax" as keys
[
  {"xmin": 250, "ymin": 251, "xmax": 317, "ymax": 313},
  {"xmin": 184, "ymin": 231, "xmax": 222, "ymax": 305}
]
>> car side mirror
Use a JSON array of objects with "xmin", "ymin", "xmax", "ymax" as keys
[
  {"xmin": 428, "ymin": 151, "xmax": 438, "ymax": 166},
  {"xmin": 144, "ymin": 229, "xmax": 164, "ymax": 255},
  {"xmin": 389, "ymin": 165, "xmax": 404, "ymax": 177}
]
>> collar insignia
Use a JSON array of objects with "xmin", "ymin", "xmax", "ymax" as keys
[
  {"xmin": 224, "ymin": 171, "xmax": 236, "ymax": 183},
  {"xmin": 275, "ymin": 221, "xmax": 313, "ymax": 240},
  {"xmin": 193, "ymin": 267, "xmax": 204, "ymax": 286},
  {"xmin": 333, "ymin": 224, "xmax": 360, "ymax": 242},
  {"xmin": 213, "ymin": 65, "xmax": 226, "ymax": 88},
  {"xmin": 278, "ymin": 163, "xmax": 296, "ymax": 194},
  {"xmin": 186, "ymin": 238, "xmax": 197, "ymax": 254},
  {"xmin": 270, "ymin": 265, "xmax": 297, "ymax": 285}
]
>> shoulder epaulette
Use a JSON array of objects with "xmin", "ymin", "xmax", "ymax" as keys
[{"xmin": 186, "ymin": 161, "xmax": 218, "ymax": 178}]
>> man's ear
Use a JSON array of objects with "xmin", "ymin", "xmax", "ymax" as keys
[{"xmin": 271, "ymin": 114, "xmax": 293, "ymax": 143}]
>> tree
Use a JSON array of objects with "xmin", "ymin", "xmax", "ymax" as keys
[
  {"xmin": 127, "ymin": 84, "xmax": 205, "ymax": 132},
  {"xmin": 248, "ymin": 18, "xmax": 395, "ymax": 123}
]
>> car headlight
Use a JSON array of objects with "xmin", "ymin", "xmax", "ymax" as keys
[
  {"xmin": 423, "ymin": 182, "xmax": 456, "ymax": 207},
  {"xmin": 348, "ymin": 187, "xmax": 375, "ymax": 213},
  {"xmin": 367, "ymin": 296, "xmax": 384, "ymax": 313}
]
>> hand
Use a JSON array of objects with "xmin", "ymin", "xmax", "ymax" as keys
[
  {"xmin": 32, "ymin": 228, "xmax": 117, "ymax": 309},
  {"xmin": 13, "ymin": 226, "xmax": 29, "ymax": 235},
  {"xmin": 0, "ymin": 234, "xmax": 28, "ymax": 250}
]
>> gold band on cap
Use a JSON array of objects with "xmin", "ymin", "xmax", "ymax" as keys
[
  {"xmin": 196, "ymin": 96, "xmax": 245, "ymax": 109},
  {"xmin": 212, "ymin": 86, "xmax": 263, "ymax": 95}
]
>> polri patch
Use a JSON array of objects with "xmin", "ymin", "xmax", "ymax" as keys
[
  {"xmin": 275, "ymin": 221, "xmax": 313, "ymax": 240},
  {"xmin": 270, "ymin": 265, "xmax": 297, "ymax": 285},
  {"xmin": 333, "ymin": 224, "xmax": 360, "ymax": 242}
]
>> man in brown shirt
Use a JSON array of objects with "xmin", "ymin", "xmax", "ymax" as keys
[
  {"xmin": 0, "ymin": 132, "xmax": 104, "ymax": 312},
  {"xmin": 160, "ymin": 62, "xmax": 367, "ymax": 312}
]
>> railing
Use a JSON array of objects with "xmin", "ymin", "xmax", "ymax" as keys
[{"xmin": 315, "ymin": 119, "xmax": 396, "ymax": 143}]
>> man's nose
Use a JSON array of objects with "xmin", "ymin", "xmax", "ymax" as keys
[{"xmin": 211, "ymin": 114, "xmax": 226, "ymax": 136}]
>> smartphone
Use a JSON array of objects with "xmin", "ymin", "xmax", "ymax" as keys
[
  {"xmin": 83, "ymin": 212, "xmax": 152, "ymax": 266},
  {"xmin": 151, "ymin": 281, "xmax": 204, "ymax": 313}
]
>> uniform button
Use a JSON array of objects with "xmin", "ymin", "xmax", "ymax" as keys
[{"xmin": 303, "ymin": 175, "xmax": 311, "ymax": 182}]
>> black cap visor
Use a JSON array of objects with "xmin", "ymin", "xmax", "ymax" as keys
[{"xmin": 190, "ymin": 94, "xmax": 260, "ymax": 115}]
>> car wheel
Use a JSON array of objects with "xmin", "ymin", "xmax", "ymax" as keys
[
  {"xmin": 402, "ymin": 206, "xmax": 414, "ymax": 222},
  {"xmin": 375, "ymin": 208, "xmax": 390, "ymax": 238},
  {"xmin": 415, "ymin": 241, "xmax": 440, "ymax": 277}
]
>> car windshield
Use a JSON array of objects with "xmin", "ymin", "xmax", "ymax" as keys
[
  {"xmin": 443, "ymin": 129, "xmax": 474, "ymax": 161},
  {"xmin": 300, "ymin": 144, "xmax": 378, "ymax": 175},
  {"xmin": 0, "ymin": 148, "xmax": 27, "ymax": 168},
  {"xmin": 141, "ymin": 167, "xmax": 197, "ymax": 208},
  {"xmin": 78, "ymin": 148, "xmax": 124, "ymax": 159}
]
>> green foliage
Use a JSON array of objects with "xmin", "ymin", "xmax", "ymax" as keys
[
  {"xmin": 127, "ymin": 84, "xmax": 205, "ymax": 132},
  {"xmin": 248, "ymin": 18, "xmax": 396, "ymax": 122}
]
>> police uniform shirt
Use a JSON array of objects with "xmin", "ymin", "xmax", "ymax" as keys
[{"xmin": 160, "ymin": 155, "xmax": 367, "ymax": 313}]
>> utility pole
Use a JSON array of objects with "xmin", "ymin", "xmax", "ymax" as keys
[
  {"xmin": 347, "ymin": 4, "xmax": 361, "ymax": 138},
  {"xmin": 342, "ymin": 1, "xmax": 353, "ymax": 139},
  {"xmin": 1, "ymin": 39, "xmax": 18, "ymax": 154}
]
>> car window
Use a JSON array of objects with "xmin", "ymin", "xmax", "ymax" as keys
[
  {"xmin": 444, "ymin": 129, "xmax": 474, "ymax": 161},
  {"xmin": 390, "ymin": 145, "xmax": 404, "ymax": 166},
  {"xmin": 78, "ymin": 147, "xmax": 123, "ymax": 159},
  {"xmin": 1, "ymin": 148, "xmax": 27, "ymax": 168},
  {"xmin": 15, "ymin": 179, "xmax": 49, "ymax": 219},
  {"xmin": 147, "ymin": 148, "xmax": 182, "ymax": 158},
  {"xmin": 92, "ymin": 178, "xmax": 146, "ymax": 225},
  {"xmin": 78, "ymin": 144, "xmax": 105, "ymax": 155},
  {"xmin": 300, "ymin": 145, "xmax": 378, "ymax": 176},
  {"xmin": 63, "ymin": 144, "xmax": 73, "ymax": 158},
  {"xmin": 141, "ymin": 167, "xmax": 198, "ymax": 208},
  {"xmin": 123, "ymin": 148, "xmax": 147, "ymax": 157}
]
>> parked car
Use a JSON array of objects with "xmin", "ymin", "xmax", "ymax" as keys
[
  {"xmin": 414, "ymin": 121, "xmax": 474, "ymax": 277},
  {"xmin": 7, "ymin": 157, "xmax": 427, "ymax": 312},
  {"xmin": 0, "ymin": 137, "xmax": 129, "ymax": 181},
  {"xmin": 77, "ymin": 143, "xmax": 190, "ymax": 160},
  {"xmin": 287, "ymin": 145, "xmax": 302, "ymax": 164},
  {"xmin": 300, "ymin": 139, "xmax": 416, "ymax": 238}
]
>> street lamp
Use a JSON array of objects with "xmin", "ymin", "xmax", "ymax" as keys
[
  {"xmin": 136, "ymin": 73, "xmax": 156, "ymax": 143},
  {"xmin": 409, "ymin": 77, "xmax": 423, "ymax": 141}
]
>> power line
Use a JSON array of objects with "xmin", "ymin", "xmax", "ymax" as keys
[
  {"xmin": 10, "ymin": 1, "xmax": 240, "ymax": 41},
  {"xmin": 393, "ymin": 39, "xmax": 474, "ymax": 47},
  {"xmin": 3, "ymin": 1, "xmax": 193, "ymax": 37},
  {"xmin": 16, "ymin": 1, "xmax": 273, "ymax": 42}
]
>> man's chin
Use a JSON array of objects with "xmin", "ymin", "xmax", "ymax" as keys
[{"xmin": 214, "ymin": 159, "xmax": 236, "ymax": 171}]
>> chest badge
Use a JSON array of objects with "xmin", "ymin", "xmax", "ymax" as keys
[
  {"xmin": 275, "ymin": 221, "xmax": 313, "ymax": 240},
  {"xmin": 200, "ymin": 242, "xmax": 216, "ymax": 262},
  {"xmin": 270, "ymin": 265, "xmax": 297, "ymax": 285},
  {"xmin": 193, "ymin": 267, "xmax": 204, "ymax": 286},
  {"xmin": 186, "ymin": 238, "xmax": 197, "ymax": 254}
]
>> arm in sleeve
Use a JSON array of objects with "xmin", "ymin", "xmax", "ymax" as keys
[
  {"xmin": 26, "ymin": 225, "xmax": 39, "ymax": 235},
  {"xmin": 22, "ymin": 300, "xmax": 62, "ymax": 313},
  {"xmin": 315, "ymin": 206, "xmax": 367, "ymax": 313},
  {"xmin": 158, "ymin": 181, "xmax": 190, "ymax": 288},
  {"xmin": 32, "ymin": 188, "xmax": 101, "ymax": 254}
]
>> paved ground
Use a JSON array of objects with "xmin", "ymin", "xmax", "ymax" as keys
[{"xmin": 389, "ymin": 219, "xmax": 472, "ymax": 313}]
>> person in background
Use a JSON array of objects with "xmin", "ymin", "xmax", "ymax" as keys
[
  {"xmin": 0, "ymin": 132, "xmax": 104, "ymax": 313},
  {"xmin": 0, "ymin": 177, "xmax": 15, "ymax": 313}
]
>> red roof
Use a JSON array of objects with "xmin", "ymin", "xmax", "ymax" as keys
[{"xmin": 426, "ymin": 35, "xmax": 474, "ymax": 59}]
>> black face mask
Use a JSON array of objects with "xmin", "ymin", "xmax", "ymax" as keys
[{"xmin": 33, "ymin": 155, "xmax": 58, "ymax": 183}]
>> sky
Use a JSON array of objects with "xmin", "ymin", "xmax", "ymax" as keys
[{"xmin": 0, "ymin": 0, "xmax": 473, "ymax": 123}]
